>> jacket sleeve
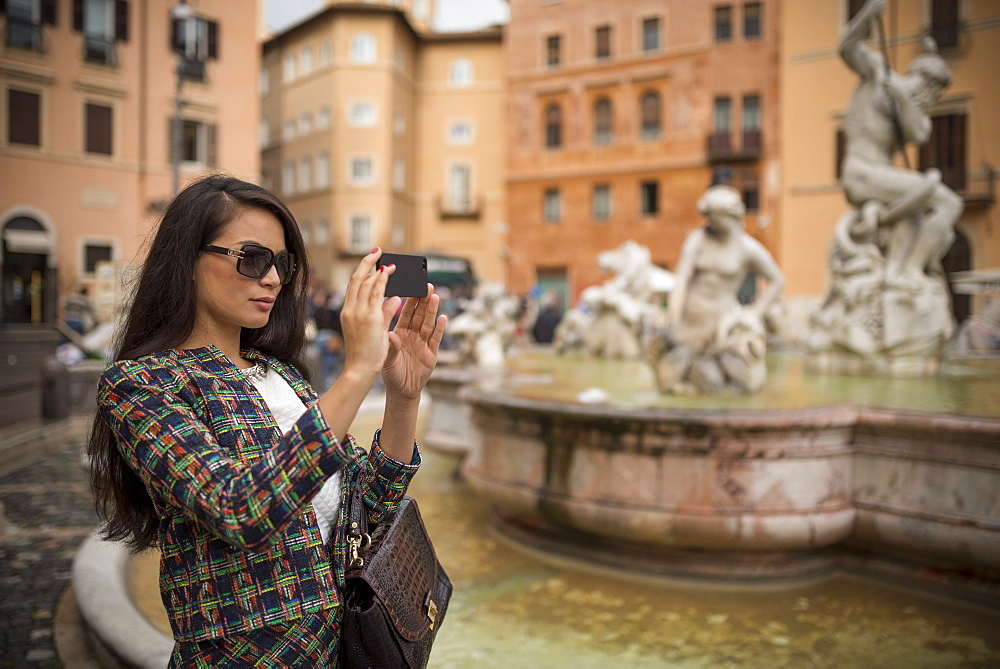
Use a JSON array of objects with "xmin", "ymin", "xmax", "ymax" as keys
[
  {"xmin": 98, "ymin": 360, "xmax": 358, "ymax": 552},
  {"xmin": 358, "ymin": 431, "xmax": 421, "ymax": 528}
]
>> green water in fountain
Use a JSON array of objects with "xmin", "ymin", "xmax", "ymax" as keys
[{"xmin": 499, "ymin": 350, "xmax": 1000, "ymax": 418}]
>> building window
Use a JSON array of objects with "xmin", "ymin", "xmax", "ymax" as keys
[
  {"xmin": 283, "ymin": 119, "xmax": 295, "ymax": 141},
  {"xmin": 640, "ymin": 92, "xmax": 661, "ymax": 140},
  {"xmin": 299, "ymin": 156, "xmax": 311, "ymax": 191},
  {"xmin": 931, "ymin": 0, "xmax": 960, "ymax": 49},
  {"xmin": 176, "ymin": 119, "xmax": 215, "ymax": 165},
  {"xmin": 7, "ymin": 88, "xmax": 41, "ymax": 147},
  {"xmin": 593, "ymin": 97, "xmax": 613, "ymax": 145},
  {"xmin": 83, "ymin": 242, "xmax": 113, "ymax": 274},
  {"xmin": 349, "ymin": 101, "xmax": 376, "ymax": 127},
  {"xmin": 316, "ymin": 106, "xmax": 330, "ymax": 129},
  {"xmin": 742, "ymin": 93, "xmax": 761, "ymax": 152},
  {"xmin": 315, "ymin": 152, "xmax": 329, "ymax": 187},
  {"xmin": 350, "ymin": 214, "xmax": 373, "ymax": 253},
  {"xmin": 835, "ymin": 128, "xmax": 846, "ymax": 180},
  {"xmin": 544, "ymin": 103, "xmax": 562, "ymax": 149},
  {"xmin": 742, "ymin": 181, "xmax": 760, "ymax": 212},
  {"xmin": 642, "ymin": 17, "xmax": 660, "ymax": 53},
  {"xmin": 84, "ymin": 102, "xmax": 112, "ymax": 155},
  {"xmin": 77, "ymin": 0, "xmax": 127, "ymax": 66},
  {"xmin": 299, "ymin": 112, "xmax": 312, "ymax": 136},
  {"xmin": 592, "ymin": 184, "xmax": 612, "ymax": 221},
  {"xmin": 919, "ymin": 112, "xmax": 967, "ymax": 191},
  {"xmin": 595, "ymin": 25, "xmax": 611, "ymax": 60},
  {"xmin": 258, "ymin": 120, "xmax": 269, "ymax": 148},
  {"xmin": 714, "ymin": 96, "xmax": 732, "ymax": 133},
  {"xmin": 315, "ymin": 218, "xmax": 329, "ymax": 244},
  {"xmin": 283, "ymin": 54, "xmax": 296, "ymax": 82},
  {"xmin": 171, "ymin": 14, "xmax": 218, "ymax": 80},
  {"xmin": 393, "ymin": 159, "xmax": 405, "ymax": 191},
  {"xmin": 351, "ymin": 157, "xmax": 373, "ymax": 185},
  {"xmin": 350, "ymin": 33, "xmax": 376, "ymax": 63},
  {"xmin": 319, "ymin": 39, "xmax": 332, "ymax": 66},
  {"xmin": 300, "ymin": 46, "xmax": 312, "ymax": 76},
  {"xmin": 449, "ymin": 58, "xmax": 474, "ymax": 86},
  {"xmin": 448, "ymin": 164, "xmax": 471, "ymax": 212},
  {"xmin": 4, "ymin": 0, "xmax": 56, "ymax": 52},
  {"xmin": 543, "ymin": 188, "xmax": 562, "ymax": 223},
  {"xmin": 546, "ymin": 35, "xmax": 561, "ymax": 68},
  {"xmin": 640, "ymin": 181, "xmax": 659, "ymax": 216},
  {"xmin": 714, "ymin": 5, "xmax": 733, "ymax": 42},
  {"xmin": 448, "ymin": 121, "xmax": 473, "ymax": 144},
  {"xmin": 743, "ymin": 2, "xmax": 762, "ymax": 39},
  {"xmin": 283, "ymin": 162, "xmax": 295, "ymax": 194}
]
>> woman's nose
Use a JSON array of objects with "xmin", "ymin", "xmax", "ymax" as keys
[{"xmin": 260, "ymin": 264, "xmax": 281, "ymax": 286}]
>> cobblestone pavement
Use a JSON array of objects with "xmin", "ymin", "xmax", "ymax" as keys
[{"xmin": 0, "ymin": 431, "xmax": 96, "ymax": 668}]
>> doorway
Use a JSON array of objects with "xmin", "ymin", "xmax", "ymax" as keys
[{"xmin": 2, "ymin": 216, "xmax": 53, "ymax": 324}]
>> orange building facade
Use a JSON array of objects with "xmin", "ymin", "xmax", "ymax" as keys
[
  {"xmin": 503, "ymin": 0, "xmax": 781, "ymax": 308},
  {"xmin": 0, "ymin": 0, "xmax": 260, "ymax": 324}
]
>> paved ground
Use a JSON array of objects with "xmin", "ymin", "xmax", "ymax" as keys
[{"xmin": 0, "ymin": 419, "xmax": 97, "ymax": 668}]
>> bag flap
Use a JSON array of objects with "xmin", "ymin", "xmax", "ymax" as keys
[{"xmin": 348, "ymin": 497, "xmax": 448, "ymax": 642}]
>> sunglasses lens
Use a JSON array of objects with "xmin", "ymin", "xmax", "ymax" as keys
[
  {"xmin": 238, "ymin": 246, "xmax": 274, "ymax": 279},
  {"xmin": 275, "ymin": 252, "xmax": 295, "ymax": 284}
]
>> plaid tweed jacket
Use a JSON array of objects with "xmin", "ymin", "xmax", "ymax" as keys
[{"xmin": 97, "ymin": 345, "xmax": 419, "ymax": 643}]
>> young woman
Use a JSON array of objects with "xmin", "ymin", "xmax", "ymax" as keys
[{"xmin": 88, "ymin": 175, "xmax": 445, "ymax": 665}]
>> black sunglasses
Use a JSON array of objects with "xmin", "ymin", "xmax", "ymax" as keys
[{"xmin": 200, "ymin": 243, "xmax": 297, "ymax": 285}]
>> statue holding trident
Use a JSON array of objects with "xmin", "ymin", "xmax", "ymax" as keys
[{"xmin": 809, "ymin": 0, "xmax": 963, "ymax": 372}]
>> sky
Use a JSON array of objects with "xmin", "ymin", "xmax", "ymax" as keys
[{"xmin": 264, "ymin": 0, "xmax": 510, "ymax": 34}]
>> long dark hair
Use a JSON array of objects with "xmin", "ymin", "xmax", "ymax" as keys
[{"xmin": 88, "ymin": 174, "xmax": 311, "ymax": 552}]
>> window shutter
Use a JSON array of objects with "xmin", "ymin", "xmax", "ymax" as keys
[
  {"xmin": 0, "ymin": 1, "xmax": 6, "ymax": 16},
  {"xmin": 42, "ymin": 0, "xmax": 57, "ymax": 24},
  {"xmin": 207, "ymin": 123, "xmax": 217, "ymax": 167},
  {"xmin": 207, "ymin": 20, "xmax": 218, "ymax": 59},
  {"xmin": 115, "ymin": 0, "xmax": 129, "ymax": 42},
  {"xmin": 171, "ymin": 18, "xmax": 181, "ymax": 53},
  {"xmin": 71, "ymin": 0, "xmax": 82, "ymax": 30}
]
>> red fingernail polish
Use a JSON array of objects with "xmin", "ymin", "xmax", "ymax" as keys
[{"xmin": 371, "ymin": 247, "xmax": 379, "ymax": 254}]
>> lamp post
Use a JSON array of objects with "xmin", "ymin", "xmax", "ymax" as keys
[{"xmin": 170, "ymin": 0, "xmax": 194, "ymax": 195}]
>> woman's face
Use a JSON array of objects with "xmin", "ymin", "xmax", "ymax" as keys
[{"xmin": 191, "ymin": 207, "xmax": 288, "ymax": 341}]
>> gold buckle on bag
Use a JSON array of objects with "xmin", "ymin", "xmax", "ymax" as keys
[{"xmin": 347, "ymin": 521, "xmax": 371, "ymax": 568}]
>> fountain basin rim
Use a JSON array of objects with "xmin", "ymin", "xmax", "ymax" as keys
[{"xmin": 462, "ymin": 386, "xmax": 1000, "ymax": 432}]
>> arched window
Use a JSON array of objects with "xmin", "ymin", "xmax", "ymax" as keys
[
  {"xmin": 449, "ymin": 59, "xmax": 474, "ymax": 86},
  {"xmin": 640, "ymin": 91, "xmax": 662, "ymax": 140},
  {"xmin": 350, "ymin": 33, "xmax": 376, "ymax": 64},
  {"xmin": 594, "ymin": 97, "xmax": 613, "ymax": 145},
  {"xmin": 545, "ymin": 103, "xmax": 562, "ymax": 149}
]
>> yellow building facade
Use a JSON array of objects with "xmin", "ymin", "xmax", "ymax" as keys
[
  {"xmin": 779, "ymin": 0, "xmax": 1000, "ymax": 327},
  {"xmin": 261, "ymin": 1, "xmax": 507, "ymax": 292}
]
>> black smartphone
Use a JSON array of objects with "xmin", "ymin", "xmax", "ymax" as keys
[{"xmin": 376, "ymin": 253, "xmax": 428, "ymax": 298}]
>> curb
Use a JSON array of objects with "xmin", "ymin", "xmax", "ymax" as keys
[{"xmin": 71, "ymin": 531, "xmax": 173, "ymax": 668}]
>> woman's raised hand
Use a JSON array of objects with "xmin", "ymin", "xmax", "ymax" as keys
[
  {"xmin": 382, "ymin": 284, "xmax": 447, "ymax": 400},
  {"xmin": 338, "ymin": 249, "xmax": 401, "ymax": 382}
]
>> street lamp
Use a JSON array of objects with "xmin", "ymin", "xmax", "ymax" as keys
[{"xmin": 170, "ymin": 0, "xmax": 194, "ymax": 195}]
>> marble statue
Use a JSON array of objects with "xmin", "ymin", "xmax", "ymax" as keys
[
  {"xmin": 808, "ymin": 0, "xmax": 963, "ymax": 373},
  {"xmin": 645, "ymin": 185, "xmax": 784, "ymax": 394},
  {"xmin": 553, "ymin": 240, "xmax": 675, "ymax": 358},
  {"xmin": 447, "ymin": 282, "xmax": 518, "ymax": 368}
]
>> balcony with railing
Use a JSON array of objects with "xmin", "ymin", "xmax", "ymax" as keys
[
  {"xmin": 437, "ymin": 195, "xmax": 483, "ymax": 220},
  {"xmin": 4, "ymin": 18, "xmax": 44, "ymax": 52},
  {"xmin": 707, "ymin": 130, "xmax": 762, "ymax": 162},
  {"xmin": 83, "ymin": 34, "xmax": 117, "ymax": 66},
  {"xmin": 959, "ymin": 163, "xmax": 996, "ymax": 208}
]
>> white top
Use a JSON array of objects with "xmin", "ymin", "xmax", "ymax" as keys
[{"xmin": 249, "ymin": 364, "xmax": 342, "ymax": 544}]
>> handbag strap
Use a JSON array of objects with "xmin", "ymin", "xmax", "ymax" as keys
[{"xmin": 346, "ymin": 458, "xmax": 371, "ymax": 568}]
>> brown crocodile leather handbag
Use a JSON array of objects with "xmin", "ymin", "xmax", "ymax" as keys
[{"xmin": 339, "ymin": 475, "xmax": 452, "ymax": 668}]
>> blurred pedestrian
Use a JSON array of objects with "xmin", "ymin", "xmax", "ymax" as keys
[
  {"xmin": 531, "ymin": 290, "xmax": 563, "ymax": 344},
  {"xmin": 62, "ymin": 286, "xmax": 97, "ymax": 335}
]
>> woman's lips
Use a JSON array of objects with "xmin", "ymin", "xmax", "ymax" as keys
[{"xmin": 251, "ymin": 297, "xmax": 275, "ymax": 310}]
